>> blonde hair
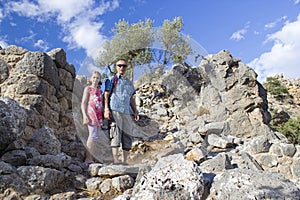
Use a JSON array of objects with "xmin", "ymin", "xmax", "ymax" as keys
[{"xmin": 87, "ymin": 71, "xmax": 101, "ymax": 87}]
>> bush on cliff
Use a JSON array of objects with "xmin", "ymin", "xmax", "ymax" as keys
[
  {"xmin": 263, "ymin": 76, "xmax": 289, "ymax": 100},
  {"xmin": 276, "ymin": 116, "xmax": 300, "ymax": 144}
]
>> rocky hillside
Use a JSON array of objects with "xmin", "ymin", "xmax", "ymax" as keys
[
  {"xmin": 0, "ymin": 46, "xmax": 299, "ymax": 199},
  {"xmin": 266, "ymin": 73, "xmax": 300, "ymax": 122}
]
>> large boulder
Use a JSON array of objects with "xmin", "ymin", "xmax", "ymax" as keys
[
  {"xmin": 17, "ymin": 166, "xmax": 65, "ymax": 193},
  {"xmin": 15, "ymin": 51, "xmax": 60, "ymax": 90},
  {"xmin": 208, "ymin": 168, "xmax": 300, "ymax": 200},
  {"xmin": 196, "ymin": 50, "xmax": 272, "ymax": 138},
  {"xmin": 0, "ymin": 59, "xmax": 9, "ymax": 84},
  {"xmin": 0, "ymin": 97, "xmax": 27, "ymax": 152},
  {"xmin": 131, "ymin": 154, "xmax": 204, "ymax": 199},
  {"xmin": 27, "ymin": 126, "xmax": 61, "ymax": 155}
]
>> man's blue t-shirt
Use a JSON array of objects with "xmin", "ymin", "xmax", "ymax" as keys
[{"xmin": 105, "ymin": 74, "xmax": 135, "ymax": 114}]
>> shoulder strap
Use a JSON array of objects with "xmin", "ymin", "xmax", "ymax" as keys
[{"xmin": 112, "ymin": 75, "xmax": 118, "ymax": 91}]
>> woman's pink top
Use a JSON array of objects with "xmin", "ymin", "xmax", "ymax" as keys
[{"xmin": 86, "ymin": 86, "xmax": 102, "ymax": 127}]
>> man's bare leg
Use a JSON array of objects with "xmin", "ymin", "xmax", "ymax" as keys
[
  {"xmin": 122, "ymin": 150, "xmax": 129, "ymax": 165},
  {"xmin": 112, "ymin": 147, "xmax": 121, "ymax": 164}
]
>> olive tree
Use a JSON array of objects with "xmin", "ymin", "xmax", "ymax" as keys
[
  {"xmin": 157, "ymin": 16, "xmax": 193, "ymax": 65},
  {"xmin": 97, "ymin": 18, "xmax": 154, "ymax": 80},
  {"xmin": 97, "ymin": 17, "xmax": 193, "ymax": 80}
]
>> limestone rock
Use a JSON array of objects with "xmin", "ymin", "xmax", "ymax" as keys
[
  {"xmin": 27, "ymin": 126, "xmax": 61, "ymax": 155},
  {"xmin": 131, "ymin": 154, "xmax": 204, "ymax": 200},
  {"xmin": 17, "ymin": 166, "xmax": 65, "ymax": 193},
  {"xmin": 0, "ymin": 97, "xmax": 27, "ymax": 152},
  {"xmin": 208, "ymin": 168, "xmax": 300, "ymax": 200}
]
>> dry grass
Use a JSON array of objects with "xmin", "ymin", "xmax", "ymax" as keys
[{"xmin": 196, "ymin": 106, "xmax": 210, "ymax": 116}]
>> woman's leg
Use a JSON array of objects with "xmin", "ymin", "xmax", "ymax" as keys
[{"xmin": 86, "ymin": 125, "xmax": 99, "ymax": 163}]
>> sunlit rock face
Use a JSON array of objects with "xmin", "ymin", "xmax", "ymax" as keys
[{"xmin": 0, "ymin": 46, "xmax": 299, "ymax": 199}]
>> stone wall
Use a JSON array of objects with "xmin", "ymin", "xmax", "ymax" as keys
[{"xmin": 0, "ymin": 45, "xmax": 76, "ymax": 138}]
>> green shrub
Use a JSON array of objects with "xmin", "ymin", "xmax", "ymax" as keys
[
  {"xmin": 269, "ymin": 109, "xmax": 290, "ymax": 127},
  {"xmin": 263, "ymin": 77, "xmax": 289, "ymax": 99},
  {"xmin": 276, "ymin": 116, "xmax": 300, "ymax": 144}
]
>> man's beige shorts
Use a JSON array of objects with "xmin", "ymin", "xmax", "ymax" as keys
[{"xmin": 110, "ymin": 111, "xmax": 133, "ymax": 150}]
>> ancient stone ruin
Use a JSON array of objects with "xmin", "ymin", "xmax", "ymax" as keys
[{"xmin": 0, "ymin": 46, "xmax": 299, "ymax": 199}]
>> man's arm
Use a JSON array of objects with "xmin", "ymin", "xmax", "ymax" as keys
[
  {"xmin": 104, "ymin": 91, "xmax": 111, "ymax": 120},
  {"xmin": 103, "ymin": 78, "xmax": 112, "ymax": 120},
  {"xmin": 130, "ymin": 95, "xmax": 139, "ymax": 121}
]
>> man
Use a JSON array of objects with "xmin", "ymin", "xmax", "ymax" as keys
[{"xmin": 103, "ymin": 59, "xmax": 139, "ymax": 164}]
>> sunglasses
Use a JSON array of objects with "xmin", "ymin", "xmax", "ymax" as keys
[{"xmin": 117, "ymin": 64, "xmax": 127, "ymax": 68}]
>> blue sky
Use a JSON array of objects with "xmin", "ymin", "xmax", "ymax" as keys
[{"xmin": 0, "ymin": 0, "xmax": 299, "ymax": 82}]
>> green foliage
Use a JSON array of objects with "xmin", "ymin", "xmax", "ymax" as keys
[
  {"xmin": 112, "ymin": 19, "xmax": 154, "ymax": 65},
  {"xmin": 157, "ymin": 17, "xmax": 193, "ymax": 65},
  {"xmin": 276, "ymin": 116, "xmax": 300, "ymax": 144},
  {"xmin": 97, "ymin": 18, "xmax": 154, "ymax": 79},
  {"xmin": 263, "ymin": 77, "xmax": 289, "ymax": 99},
  {"xmin": 96, "ymin": 17, "xmax": 193, "ymax": 79},
  {"xmin": 269, "ymin": 109, "xmax": 290, "ymax": 127}
]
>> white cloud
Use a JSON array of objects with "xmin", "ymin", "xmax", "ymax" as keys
[
  {"xmin": 18, "ymin": 30, "xmax": 50, "ymax": 51},
  {"xmin": 19, "ymin": 30, "xmax": 36, "ymax": 43},
  {"xmin": 230, "ymin": 22, "xmax": 250, "ymax": 41},
  {"xmin": 5, "ymin": 0, "xmax": 91, "ymax": 21},
  {"xmin": 0, "ymin": 8, "xmax": 3, "ymax": 23},
  {"xmin": 34, "ymin": 39, "xmax": 49, "ymax": 51},
  {"xmin": 38, "ymin": 0, "xmax": 94, "ymax": 22},
  {"xmin": 294, "ymin": 0, "xmax": 300, "ymax": 5},
  {"xmin": 5, "ymin": 0, "xmax": 41, "ymax": 18},
  {"xmin": 265, "ymin": 16, "xmax": 287, "ymax": 29},
  {"xmin": 230, "ymin": 29, "xmax": 246, "ymax": 41},
  {"xmin": 0, "ymin": 40, "xmax": 8, "ymax": 48},
  {"xmin": 248, "ymin": 14, "xmax": 300, "ymax": 82},
  {"xmin": 4, "ymin": 0, "xmax": 119, "ymax": 58},
  {"xmin": 62, "ymin": 18, "xmax": 106, "ymax": 58}
]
